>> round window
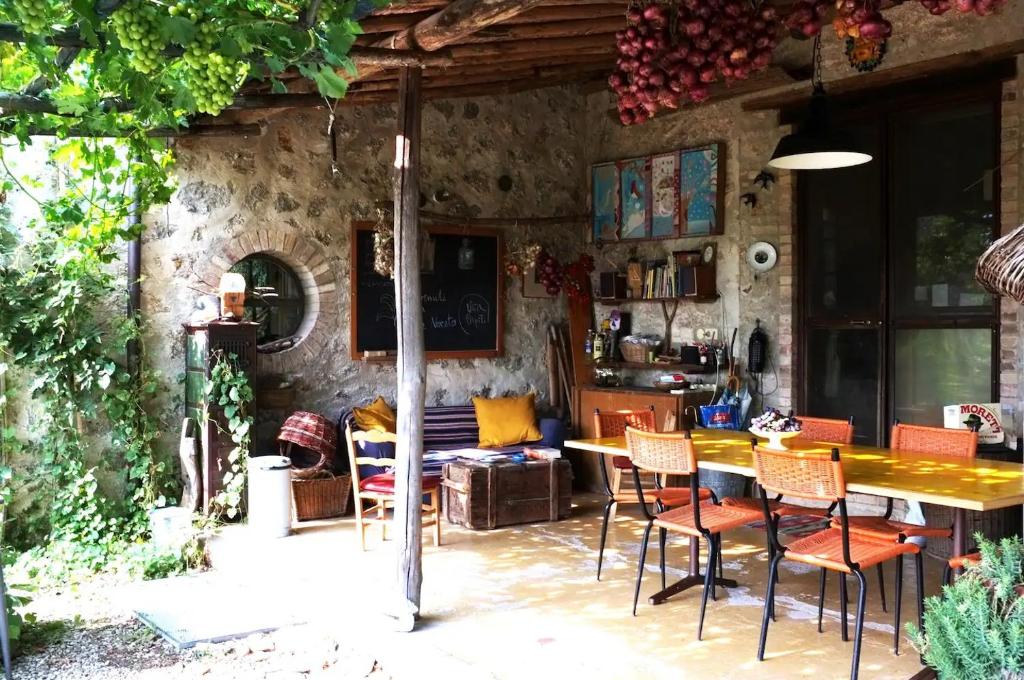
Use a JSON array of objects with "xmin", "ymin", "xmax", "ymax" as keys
[{"xmin": 229, "ymin": 254, "xmax": 305, "ymax": 352}]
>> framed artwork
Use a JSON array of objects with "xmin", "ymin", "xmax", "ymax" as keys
[
  {"xmin": 650, "ymin": 152, "xmax": 679, "ymax": 238},
  {"xmin": 591, "ymin": 162, "xmax": 619, "ymax": 243},
  {"xmin": 618, "ymin": 157, "xmax": 648, "ymax": 240},
  {"xmin": 591, "ymin": 142, "xmax": 725, "ymax": 243},
  {"xmin": 680, "ymin": 144, "xmax": 721, "ymax": 236}
]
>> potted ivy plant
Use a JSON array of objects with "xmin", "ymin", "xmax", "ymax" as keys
[{"xmin": 909, "ymin": 535, "xmax": 1024, "ymax": 680}]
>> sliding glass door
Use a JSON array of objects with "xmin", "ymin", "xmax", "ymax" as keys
[{"xmin": 799, "ymin": 92, "xmax": 999, "ymax": 445}]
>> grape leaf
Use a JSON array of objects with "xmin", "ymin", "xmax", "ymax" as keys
[
  {"xmin": 314, "ymin": 65, "xmax": 348, "ymax": 98},
  {"xmin": 160, "ymin": 16, "xmax": 196, "ymax": 45}
]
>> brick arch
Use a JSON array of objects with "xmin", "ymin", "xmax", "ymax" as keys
[{"xmin": 204, "ymin": 226, "xmax": 338, "ymax": 374}]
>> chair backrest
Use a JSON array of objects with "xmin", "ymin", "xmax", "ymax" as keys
[
  {"xmin": 796, "ymin": 416, "xmax": 855, "ymax": 445},
  {"xmin": 751, "ymin": 443, "xmax": 846, "ymax": 503},
  {"xmin": 891, "ymin": 423, "xmax": 977, "ymax": 459},
  {"xmin": 594, "ymin": 407, "xmax": 657, "ymax": 438},
  {"xmin": 625, "ymin": 427, "xmax": 697, "ymax": 475},
  {"xmin": 344, "ymin": 425, "xmax": 398, "ymax": 490}
]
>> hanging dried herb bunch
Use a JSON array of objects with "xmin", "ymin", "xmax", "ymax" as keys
[{"xmin": 373, "ymin": 207, "xmax": 394, "ymax": 278}]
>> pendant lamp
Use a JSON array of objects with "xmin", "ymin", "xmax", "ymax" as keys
[{"xmin": 768, "ymin": 35, "xmax": 872, "ymax": 171}]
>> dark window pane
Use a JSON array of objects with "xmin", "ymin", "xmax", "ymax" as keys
[
  {"xmin": 803, "ymin": 124, "xmax": 883, "ymax": 320},
  {"xmin": 806, "ymin": 328, "xmax": 880, "ymax": 446},
  {"xmin": 229, "ymin": 254, "xmax": 306, "ymax": 349},
  {"xmin": 893, "ymin": 328, "xmax": 993, "ymax": 427},
  {"xmin": 890, "ymin": 103, "xmax": 996, "ymax": 318}
]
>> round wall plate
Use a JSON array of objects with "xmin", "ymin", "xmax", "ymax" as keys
[{"xmin": 747, "ymin": 242, "xmax": 778, "ymax": 273}]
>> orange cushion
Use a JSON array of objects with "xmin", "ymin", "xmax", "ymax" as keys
[
  {"xmin": 360, "ymin": 473, "xmax": 440, "ymax": 494},
  {"xmin": 472, "ymin": 393, "xmax": 543, "ymax": 448}
]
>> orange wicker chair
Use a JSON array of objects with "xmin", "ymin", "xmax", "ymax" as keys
[
  {"xmin": 751, "ymin": 444, "xmax": 923, "ymax": 680},
  {"xmin": 830, "ymin": 421, "xmax": 978, "ymax": 636},
  {"xmin": 725, "ymin": 415, "xmax": 854, "ymax": 519},
  {"xmin": 943, "ymin": 551, "xmax": 982, "ymax": 586},
  {"xmin": 593, "ymin": 408, "xmax": 714, "ymax": 580},
  {"xmin": 344, "ymin": 425, "xmax": 441, "ymax": 551},
  {"xmin": 625, "ymin": 428, "xmax": 760, "ymax": 639}
]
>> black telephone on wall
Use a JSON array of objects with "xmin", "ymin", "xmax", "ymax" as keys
[{"xmin": 748, "ymin": 319, "xmax": 768, "ymax": 374}]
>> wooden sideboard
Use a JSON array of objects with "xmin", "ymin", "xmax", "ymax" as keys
[{"xmin": 570, "ymin": 385, "xmax": 717, "ymax": 492}]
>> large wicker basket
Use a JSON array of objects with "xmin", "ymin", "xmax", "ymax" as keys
[
  {"xmin": 976, "ymin": 223, "xmax": 1024, "ymax": 304},
  {"xmin": 291, "ymin": 472, "xmax": 351, "ymax": 521}
]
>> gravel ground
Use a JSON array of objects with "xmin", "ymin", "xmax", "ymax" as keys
[{"xmin": 12, "ymin": 578, "xmax": 389, "ymax": 680}]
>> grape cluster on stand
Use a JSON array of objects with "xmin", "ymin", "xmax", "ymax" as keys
[
  {"xmin": 536, "ymin": 251, "xmax": 563, "ymax": 297},
  {"xmin": 750, "ymin": 408, "xmax": 802, "ymax": 433},
  {"xmin": 610, "ymin": 0, "xmax": 779, "ymax": 125},
  {"xmin": 110, "ymin": 1, "xmax": 169, "ymax": 74}
]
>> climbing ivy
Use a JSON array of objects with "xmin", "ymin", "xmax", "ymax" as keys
[
  {"xmin": 0, "ymin": 1, "xmax": 378, "ymax": 573},
  {"xmin": 205, "ymin": 352, "xmax": 254, "ymax": 520}
]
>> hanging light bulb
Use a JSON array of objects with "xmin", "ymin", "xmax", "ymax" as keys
[
  {"xmin": 769, "ymin": 35, "xmax": 873, "ymax": 171},
  {"xmin": 457, "ymin": 237, "xmax": 475, "ymax": 270}
]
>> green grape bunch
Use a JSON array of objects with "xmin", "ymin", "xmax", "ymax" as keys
[
  {"xmin": 110, "ymin": 1, "xmax": 169, "ymax": 74},
  {"xmin": 183, "ymin": 51, "xmax": 248, "ymax": 115},
  {"xmin": 10, "ymin": 0, "xmax": 62, "ymax": 34}
]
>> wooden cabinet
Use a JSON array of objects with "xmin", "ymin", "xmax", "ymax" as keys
[
  {"xmin": 570, "ymin": 385, "xmax": 716, "ymax": 492},
  {"xmin": 184, "ymin": 321, "xmax": 258, "ymax": 511}
]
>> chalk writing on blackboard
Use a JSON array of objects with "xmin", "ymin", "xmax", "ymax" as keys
[{"xmin": 458, "ymin": 294, "xmax": 490, "ymax": 335}]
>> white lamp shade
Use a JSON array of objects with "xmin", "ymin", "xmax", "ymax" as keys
[{"xmin": 219, "ymin": 272, "xmax": 247, "ymax": 294}]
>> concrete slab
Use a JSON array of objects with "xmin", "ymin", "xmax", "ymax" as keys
[
  {"xmin": 204, "ymin": 494, "xmax": 937, "ymax": 679},
  {"xmin": 131, "ymin": 572, "xmax": 306, "ymax": 649}
]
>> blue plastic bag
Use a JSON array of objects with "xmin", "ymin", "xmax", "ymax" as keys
[{"xmin": 700, "ymin": 403, "xmax": 741, "ymax": 430}]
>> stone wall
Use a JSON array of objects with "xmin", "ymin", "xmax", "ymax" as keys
[{"xmin": 143, "ymin": 89, "xmax": 586, "ymax": 449}]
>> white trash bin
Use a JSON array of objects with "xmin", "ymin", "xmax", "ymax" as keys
[{"xmin": 247, "ymin": 455, "xmax": 293, "ymax": 538}]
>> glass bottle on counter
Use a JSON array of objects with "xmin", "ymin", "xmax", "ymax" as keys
[
  {"xmin": 593, "ymin": 328, "xmax": 605, "ymax": 361},
  {"xmin": 584, "ymin": 329, "xmax": 594, "ymax": 357}
]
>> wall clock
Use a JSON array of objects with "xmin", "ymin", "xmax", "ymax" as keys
[{"xmin": 746, "ymin": 242, "xmax": 778, "ymax": 273}]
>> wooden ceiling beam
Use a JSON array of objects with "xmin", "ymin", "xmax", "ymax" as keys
[
  {"xmin": 352, "ymin": 50, "xmax": 614, "ymax": 84},
  {"xmin": 358, "ymin": 12, "xmax": 434, "ymax": 33},
  {"xmin": 500, "ymin": 4, "xmax": 626, "ymax": 24},
  {"xmin": 370, "ymin": 0, "xmax": 450, "ymax": 15},
  {"xmin": 446, "ymin": 34, "xmax": 615, "ymax": 60},
  {"xmin": 353, "ymin": 62, "xmax": 612, "ymax": 92},
  {"xmin": 743, "ymin": 38, "xmax": 1024, "ymax": 111},
  {"xmin": 454, "ymin": 16, "xmax": 623, "ymax": 43},
  {"xmin": 355, "ymin": 0, "xmax": 548, "ymax": 84},
  {"xmin": 344, "ymin": 72, "xmax": 607, "ymax": 105}
]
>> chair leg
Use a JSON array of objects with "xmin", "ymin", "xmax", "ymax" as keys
[
  {"xmin": 893, "ymin": 555, "xmax": 903, "ymax": 655},
  {"xmin": 597, "ymin": 499, "xmax": 614, "ymax": 581},
  {"xmin": 355, "ymin": 498, "xmax": 367, "ymax": 551},
  {"xmin": 758, "ymin": 553, "xmax": 782, "ymax": 661},
  {"xmin": 633, "ymin": 521, "xmax": 653, "ymax": 616},
  {"xmin": 877, "ymin": 563, "xmax": 888, "ymax": 613},
  {"xmin": 609, "ymin": 468, "xmax": 622, "ymax": 522},
  {"xmin": 697, "ymin": 534, "xmax": 717, "ymax": 641},
  {"xmin": 839, "ymin": 572, "xmax": 849, "ymax": 643},
  {"xmin": 817, "ymin": 567, "xmax": 827, "ymax": 633},
  {"xmin": 0, "ymin": 562, "xmax": 10, "ymax": 680},
  {"xmin": 658, "ymin": 527, "xmax": 667, "ymax": 591},
  {"xmin": 431, "ymin": 491, "xmax": 442, "ymax": 547},
  {"xmin": 710, "ymin": 535, "xmax": 719, "ymax": 602},
  {"xmin": 718, "ymin": 541, "xmax": 724, "ymax": 580},
  {"xmin": 915, "ymin": 551, "xmax": 925, "ymax": 631},
  {"xmin": 851, "ymin": 570, "xmax": 868, "ymax": 680}
]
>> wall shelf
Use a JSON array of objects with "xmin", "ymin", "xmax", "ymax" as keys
[
  {"xmin": 597, "ymin": 295, "xmax": 719, "ymax": 305},
  {"xmin": 588, "ymin": 360, "xmax": 713, "ymax": 374}
]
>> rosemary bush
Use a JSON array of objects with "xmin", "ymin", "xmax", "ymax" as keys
[{"xmin": 910, "ymin": 535, "xmax": 1024, "ymax": 679}]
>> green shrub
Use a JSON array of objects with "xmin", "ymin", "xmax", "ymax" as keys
[{"xmin": 910, "ymin": 535, "xmax": 1024, "ymax": 679}]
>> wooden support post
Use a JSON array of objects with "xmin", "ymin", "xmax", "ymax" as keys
[{"xmin": 391, "ymin": 65, "xmax": 426, "ymax": 630}]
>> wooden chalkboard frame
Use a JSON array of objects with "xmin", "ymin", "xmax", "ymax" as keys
[{"xmin": 350, "ymin": 221, "xmax": 505, "ymax": 361}]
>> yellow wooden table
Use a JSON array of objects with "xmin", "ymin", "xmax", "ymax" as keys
[{"xmin": 565, "ymin": 429, "xmax": 1024, "ymax": 606}]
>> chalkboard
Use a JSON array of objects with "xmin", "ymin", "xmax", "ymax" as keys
[{"xmin": 350, "ymin": 223, "xmax": 504, "ymax": 360}]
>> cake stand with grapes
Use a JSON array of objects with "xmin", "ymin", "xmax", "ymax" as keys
[{"xmin": 749, "ymin": 428, "xmax": 801, "ymax": 451}]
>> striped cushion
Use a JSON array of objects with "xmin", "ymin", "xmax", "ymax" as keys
[{"xmin": 421, "ymin": 405, "xmax": 480, "ymax": 450}]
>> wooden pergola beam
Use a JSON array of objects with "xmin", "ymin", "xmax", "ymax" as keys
[
  {"xmin": 353, "ymin": 0, "xmax": 548, "ymax": 84},
  {"xmin": 743, "ymin": 38, "xmax": 1024, "ymax": 111},
  {"xmin": 456, "ymin": 16, "xmax": 623, "ymax": 43},
  {"xmin": 343, "ymin": 71, "xmax": 607, "ymax": 106},
  {"xmin": 0, "ymin": 22, "xmax": 452, "ymax": 68},
  {"xmin": 6, "ymin": 123, "xmax": 265, "ymax": 137},
  {"xmin": 354, "ymin": 62, "xmax": 612, "ymax": 93}
]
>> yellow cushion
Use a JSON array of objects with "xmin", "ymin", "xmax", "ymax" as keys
[
  {"xmin": 353, "ymin": 396, "xmax": 396, "ymax": 433},
  {"xmin": 473, "ymin": 393, "xmax": 543, "ymax": 448}
]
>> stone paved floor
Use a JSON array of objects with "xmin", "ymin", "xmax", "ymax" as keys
[{"xmin": 204, "ymin": 493, "xmax": 936, "ymax": 680}]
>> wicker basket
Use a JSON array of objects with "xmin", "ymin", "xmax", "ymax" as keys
[
  {"xmin": 291, "ymin": 472, "xmax": 351, "ymax": 521},
  {"xmin": 976, "ymin": 222, "xmax": 1024, "ymax": 304},
  {"xmin": 621, "ymin": 341, "xmax": 659, "ymax": 363}
]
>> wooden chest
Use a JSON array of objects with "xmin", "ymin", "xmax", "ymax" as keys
[{"xmin": 441, "ymin": 459, "xmax": 573, "ymax": 530}]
